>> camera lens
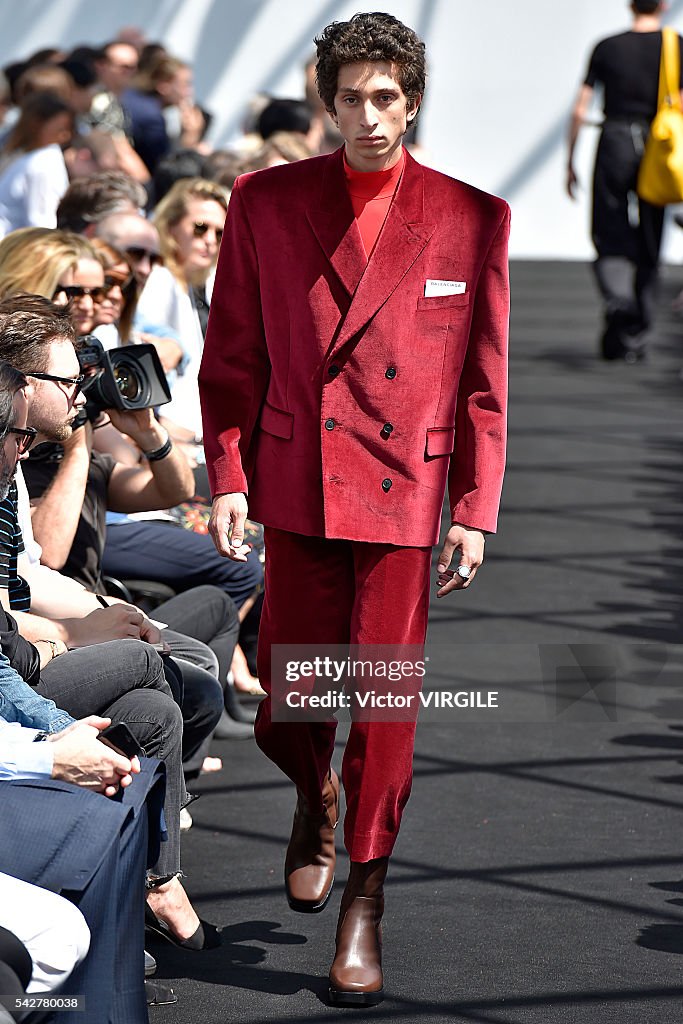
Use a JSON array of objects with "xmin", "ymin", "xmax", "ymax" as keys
[{"xmin": 113, "ymin": 362, "xmax": 143, "ymax": 402}]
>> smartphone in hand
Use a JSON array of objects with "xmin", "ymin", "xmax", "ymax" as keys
[{"xmin": 97, "ymin": 722, "xmax": 144, "ymax": 759}]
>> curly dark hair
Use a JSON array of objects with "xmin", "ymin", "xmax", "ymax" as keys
[{"xmin": 315, "ymin": 12, "xmax": 426, "ymax": 113}]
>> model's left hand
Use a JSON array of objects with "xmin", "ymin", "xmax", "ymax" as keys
[{"xmin": 435, "ymin": 523, "xmax": 485, "ymax": 597}]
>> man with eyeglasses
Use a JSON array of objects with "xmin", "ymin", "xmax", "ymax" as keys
[{"xmin": 0, "ymin": 320, "xmax": 223, "ymax": 949}]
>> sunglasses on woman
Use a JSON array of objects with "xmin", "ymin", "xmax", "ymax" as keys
[
  {"xmin": 6, "ymin": 425, "xmax": 37, "ymax": 454},
  {"xmin": 52, "ymin": 284, "xmax": 110, "ymax": 303},
  {"xmin": 193, "ymin": 222, "xmax": 223, "ymax": 242}
]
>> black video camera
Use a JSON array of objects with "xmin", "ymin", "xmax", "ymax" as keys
[{"xmin": 73, "ymin": 336, "xmax": 172, "ymax": 428}]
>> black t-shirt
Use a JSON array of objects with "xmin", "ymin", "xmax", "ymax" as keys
[
  {"xmin": 585, "ymin": 30, "xmax": 683, "ymax": 121},
  {"xmin": 23, "ymin": 445, "xmax": 115, "ymax": 595}
]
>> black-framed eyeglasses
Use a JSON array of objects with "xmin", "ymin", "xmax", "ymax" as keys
[
  {"xmin": 28, "ymin": 372, "xmax": 85, "ymax": 395},
  {"xmin": 52, "ymin": 285, "xmax": 109, "ymax": 303},
  {"xmin": 125, "ymin": 246, "xmax": 162, "ymax": 266},
  {"xmin": 192, "ymin": 222, "xmax": 223, "ymax": 242},
  {"xmin": 6, "ymin": 425, "xmax": 37, "ymax": 454}
]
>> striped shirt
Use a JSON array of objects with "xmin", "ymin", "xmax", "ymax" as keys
[{"xmin": 0, "ymin": 481, "xmax": 31, "ymax": 611}]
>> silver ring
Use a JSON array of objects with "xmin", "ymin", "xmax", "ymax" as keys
[{"xmin": 456, "ymin": 565, "xmax": 471, "ymax": 579}]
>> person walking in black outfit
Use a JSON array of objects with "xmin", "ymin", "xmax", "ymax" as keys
[{"xmin": 567, "ymin": 0, "xmax": 683, "ymax": 361}]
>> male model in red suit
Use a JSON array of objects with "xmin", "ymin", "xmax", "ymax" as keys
[{"xmin": 200, "ymin": 12, "xmax": 509, "ymax": 1007}]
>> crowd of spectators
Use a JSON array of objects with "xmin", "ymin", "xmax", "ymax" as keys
[{"xmin": 0, "ymin": 23, "xmax": 349, "ymax": 1022}]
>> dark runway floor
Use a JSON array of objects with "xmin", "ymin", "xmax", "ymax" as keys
[{"xmin": 152, "ymin": 262, "xmax": 683, "ymax": 1023}]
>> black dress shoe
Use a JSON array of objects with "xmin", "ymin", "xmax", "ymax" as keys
[{"xmin": 145, "ymin": 904, "xmax": 222, "ymax": 950}]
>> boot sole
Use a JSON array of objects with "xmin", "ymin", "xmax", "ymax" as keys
[
  {"xmin": 286, "ymin": 876, "xmax": 334, "ymax": 914},
  {"xmin": 328, "ymin": 986, "xmax": 384, "ymax": 1006}
]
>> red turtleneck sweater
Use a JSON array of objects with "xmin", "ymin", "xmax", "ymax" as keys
[{"xmin": 343, "ymin": 148, "xmax": 406, "ymax": 259}]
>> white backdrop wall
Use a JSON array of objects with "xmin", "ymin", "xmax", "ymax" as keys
[{"xmin": 0, "ymin": 0, "xmax": 682, "ymax": 259}]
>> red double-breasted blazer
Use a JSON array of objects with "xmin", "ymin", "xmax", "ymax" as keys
[{"xmin": 199, "ymin": 147, "xmax": 510, "ymax": 547}]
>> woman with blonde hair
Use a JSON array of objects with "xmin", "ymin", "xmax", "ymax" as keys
[
  {"xmin": 0, "ymin": 227, "xmax": 93, "ymax": 302},
  {"xmin": 137, "ymin": 177, "xmax": 229, "ymax": 443}
]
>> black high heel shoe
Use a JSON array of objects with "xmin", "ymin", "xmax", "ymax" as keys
[{"xmin": 145, "ymin": 903, "xmax": 222, "ymax": 951}]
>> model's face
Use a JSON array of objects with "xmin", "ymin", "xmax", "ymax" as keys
[
  {"xmin": 0, "ymin": 389, "xmax": 30, "ymax": 501},
  {"xmin": 332, "ymin": 61, "xmax": 419, "ymax": 172},
  {"xmin": 27, "ymin": 339, "xmax": 85, "ymax": 443},
  {"xmin": 168, "ymin": 198, "xmax": 225, "ymax": 280}
]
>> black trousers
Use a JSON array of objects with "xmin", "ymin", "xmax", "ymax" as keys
[{"xmin": 592, "ymin": 120, "xmax": 665, "ymax": 358}]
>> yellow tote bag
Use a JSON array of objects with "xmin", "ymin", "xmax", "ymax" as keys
[{"xmin": 637, "ymin": 27, "xmax": 683, "ymax": 206}]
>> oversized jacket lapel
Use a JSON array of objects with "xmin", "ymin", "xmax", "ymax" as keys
[
  {"xmin": 306, "ymin": 149, "xmax": 366, "ymax": 298},
  {"xmin": 332, "ymin": 149, "xmax": 435, "ymax": 355}
]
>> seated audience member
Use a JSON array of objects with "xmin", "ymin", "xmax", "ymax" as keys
[
  {"xmin": 90, "ymin": 232, "xmax": 184, "ymax": 376},
  {"xmin": 0, "ymin": 228, "xmax": 93, "ymax": 302},
  {"xmin": 122, "ymin": 55, "xmax": 196, "ymax": 174},
  {"xmin": 12, "ymin": 235, "xmax": 264, "ymax": 630},
  {"xmin": 0, "ymin": 93, "xmax": 73, "ymax": 237},
  {"xmin": 0, "ymin": 652, "xmax": 177, "ymax": 1017},
  {"xmin": 86, "ymin": 41, "xmax": 149, "ymax": 185},
  {"xmin": 94, "ymin": 210, "xmax": 185, "ymax": 373},
  {"xmin": 138, "ymin": 177, "xmax": 229, "ymax": 442},
  {"xmin": 56, "ymin": 170, "xmax": 147, "ymax": 233},
  {"xmin": 0, "ymin": 358, "xmax": 221, "ymax": 950},
  {"xmin": 0, "ymin": 297, "xmax": 255, "ymax": 723},
  {"xmin": 90, "ymin": 236, "xmax": 137, "ymax": 347}
]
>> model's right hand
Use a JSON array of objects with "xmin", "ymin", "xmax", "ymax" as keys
[
  {"xmin": 49, "ymin": 716, "xmax": 139, "ymax": 796},
  {"xmin": 209, "ymin": 493, "xmax": 251, "ymax": 561}
]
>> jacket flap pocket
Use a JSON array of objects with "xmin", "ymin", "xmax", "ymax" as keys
[
  {"xmin": 425, "ymin": 427, "xmax": 455, "ymax": 457},
  {"xmin": 417, "ymin": 292, "xmax": 470, "ymax": 311},
  {"xmin": 260, "ymin": 401, "xmax": 294, "ymax": 440}
]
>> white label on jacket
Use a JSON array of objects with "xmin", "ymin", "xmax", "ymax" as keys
[{"xmin": 424, "ymin": 279, "xmax": 466, "ymax": 297}]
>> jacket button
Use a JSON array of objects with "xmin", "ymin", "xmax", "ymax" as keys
[
  {"xmin": 385, "ymin": 366, "xmax": 397, "ymax": 379},
  {"xmin": 324, "ymin": 418, "xmax": 336, "ymax": 431},
  {"xmin": 380, "ymin": 423, "xmax": 394, "ymax": 439},
  {"xmin": 381, "ymin": 478, "xmax": 392, "ymax": 492},
  {"xmin": 328, "ymin": 364, "xmax": 340, "ymax": 377}
]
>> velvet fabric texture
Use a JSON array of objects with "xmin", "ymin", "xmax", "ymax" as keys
[
  {"xmin": 199, "ymin": 146, "xmax": 510, "ymax": 545},
  {"xmin": 254, "ymin": 527, "xmax": 431, "ymax": 862}
]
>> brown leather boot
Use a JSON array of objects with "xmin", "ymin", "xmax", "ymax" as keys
[
  {"xmin": 285, "ymin": 769, "xmax": 339, "ymax": 912},
  {"xmin": 329, "ymin": 858, "xmax": 387, "ymax": 1006}
]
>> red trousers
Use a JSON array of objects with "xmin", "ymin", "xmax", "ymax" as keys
[{"xmin": 255, "ymin": 527, "xmax": 432, "ymax": 862}]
